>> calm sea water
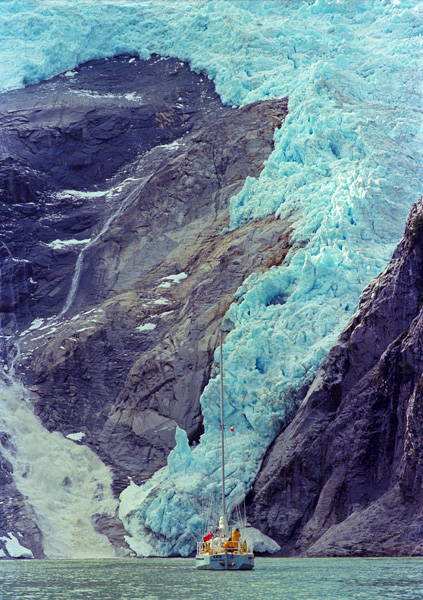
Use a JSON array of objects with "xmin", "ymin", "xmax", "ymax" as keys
[{"xmin": 1, "ymin": 557, "xmax": 423, "ymax": 600}]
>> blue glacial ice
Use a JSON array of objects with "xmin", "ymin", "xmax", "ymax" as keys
[{"xmin": 1, "ymin": 0, "xmax": 422, "ymax": 555}]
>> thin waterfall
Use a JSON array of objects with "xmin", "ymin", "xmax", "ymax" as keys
[
  {"xmin": 0, "ymin": 244, "xmax": 19, "ymax": 372},
  {"xmin": 0, "ymin": 244, "xmax": 120, "ymax": 558},
  {"xmin": 59, "ymin": 181, "xmax": 146, "ymax": 318}
]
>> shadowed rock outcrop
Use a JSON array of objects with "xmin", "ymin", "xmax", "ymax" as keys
[
  {"xmin": 0, "ymin": 54, "xmax": 232, "ymax": 327},
  {"xmin": 250, "ymin": 197, "xmax": 423, "ymax": 556},
  {"xmin": 0, "ymin": 54, "xmax": 289, "ymax": 554}
]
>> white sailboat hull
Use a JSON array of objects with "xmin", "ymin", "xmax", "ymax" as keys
[{"xmin": 195, "ymin": 551, "xmax": 254, "ymax": 570}]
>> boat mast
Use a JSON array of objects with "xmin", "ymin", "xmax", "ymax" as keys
[{"xmin": 219, "ymin": 330, "xmax": 226, "ymax": 525}]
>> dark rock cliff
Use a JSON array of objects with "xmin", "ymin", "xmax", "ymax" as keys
[
  {"xmin": 250, "ymin": 197, "xmax": 423, "ymax": 556},
  {"xmin": 0, "ymin": 55, "xmax": 289, "ymax": 556},
  {"xmin": 3, "ymin": 52, "xmax": 422, "ymax": 560}
]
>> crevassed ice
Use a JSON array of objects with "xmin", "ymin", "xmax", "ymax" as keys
[
  {"xmin": 120, "ymin": 1, "xmax": 423, "ymax": 556},
  {"xmin": 1, "ymin": 0, "xmax": 422, "ymax": 556}
]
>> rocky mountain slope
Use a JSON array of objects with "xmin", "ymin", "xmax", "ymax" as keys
[
  {"xmin": 250, "ymin": 197, "xmax": 423, "ymax": 556},
  {"xmin": 1, "ymin": 52, "xmax": 422, "ymax": 559},
  {"xmin": 0, "ymin": 55, "xmax": 289, "ymax": 556}
]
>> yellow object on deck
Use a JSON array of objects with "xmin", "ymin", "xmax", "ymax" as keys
[{"xmin": 223, "ymin": 529, "xmax": 242, "ymax": 550}]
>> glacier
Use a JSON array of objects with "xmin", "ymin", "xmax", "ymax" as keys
[{"xmin": 1, "ymin": 0, "xmax": 422, "ymax": 556}]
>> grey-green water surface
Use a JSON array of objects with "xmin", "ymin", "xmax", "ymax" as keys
[{"xmin": 1, "ymin": 558, "xmax": 423, "ymax": 600}]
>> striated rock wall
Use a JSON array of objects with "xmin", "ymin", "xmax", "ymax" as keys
[
  {"xmin": 0, "ymin": 54, "xmax": 289, "ymax": 555},
  {"xmin": 250, "ymin": 197, "xmax": 423, "ymax": 556}
]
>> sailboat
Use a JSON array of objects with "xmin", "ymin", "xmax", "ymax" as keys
[{"xmin": 195, "ymin": 331, "xmax": 255, "ymax": 570}]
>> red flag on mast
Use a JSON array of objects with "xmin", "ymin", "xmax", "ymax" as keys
[{"xmin": 203, "ymin": 530, "xmax": 213, "ymax": 542}]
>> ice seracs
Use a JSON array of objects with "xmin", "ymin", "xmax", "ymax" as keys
[{"xmin": 117, "ymin": 0, "xmax": 423, "ymax": 557}]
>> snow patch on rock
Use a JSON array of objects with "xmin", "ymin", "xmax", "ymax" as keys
[
  {"xmin": 66, "ymin": 432, "xmax": 86, "ymax": 442},
  {"xmin": 136, "ymin": 323, "xmax": 156, "ymax": 332},
  {"xmin": 0, "ymin": 534, "xmax": 34, "ymax": 559}
]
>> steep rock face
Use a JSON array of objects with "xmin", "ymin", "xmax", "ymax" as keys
[
  {"xmin": 20, "ymin": 95, "xmax": 289, "ymax": 492},
  {"xmin": 0, "ymin": 54, "xmax": 289, "ymax": 554},
  {"xmin": 0, "ymin": 54, "xmax": 231, "ymax": 328},
  {"xmin": 250, "ymin": 197, "xmax": 423, "ymax": 556}
]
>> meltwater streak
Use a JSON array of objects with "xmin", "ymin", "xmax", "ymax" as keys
[{"xmin": 58, "ymin": 177, "xmax": 147, "ymax": 317}]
